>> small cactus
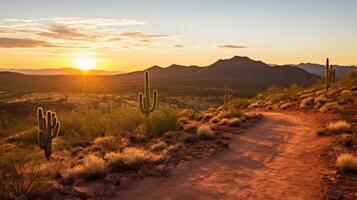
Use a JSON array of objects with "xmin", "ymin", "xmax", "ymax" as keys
[
  {"xmin": 37, "ymin": 107, "xmax": 60, "ymax": 159},
  {"xmin": 324, "ymin": 58, "xmax": 336, "ymax": 90},
  {"xmin": 138, "ymin": 71, "xmax": 158, "ymax": 116}
]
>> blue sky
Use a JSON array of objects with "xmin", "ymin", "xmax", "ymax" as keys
[{"xmin": 0, "ymin": 0, "xmax": 356, "ymax": 71}]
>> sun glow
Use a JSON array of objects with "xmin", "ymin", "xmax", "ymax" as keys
[{"xmin": 74, "ymin": 55, "xmax": 96, "ymax": 71}]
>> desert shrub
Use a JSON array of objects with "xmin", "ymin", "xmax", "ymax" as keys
[
  {"xmin": 326, "ymin": 120, "xmax": 351, "ymax": 133},
  {"xmin": 0, "ymin": 149, "xmax": 45, "ymax": 199},
  {"xmin": 319, "ymin": 102, "xmax": 340, "ymax": 113},
  {"xmin": 105, "ymin": 147, "xmax": 165, "ymax": 171},
  {"xmin": 107, "ymin": 106, "xmax": 144, "ymax": 141},
  {"xmin": 227, "ymin": 118, "xmax": 241, "ymax": 127},
  {"xmin": 183, "ymin": 123, "xmax": 197, "ymax": 132},
  {"xmin": 178, "ymin": 117, "xmax": 190, "ymax": 125},
  {"xmin": 209, "ymin": 116, "xmax": 221, "ymax": 123},
  {"xmin": 200, "ymin": 112, "xmax": 213, "ymax": 121},
  {"xmin": 227, "ymin": 98, "xmax": 250, "ymax": 109},
  {"xmin": 337, "ymin": 134, "xmax": 353, "ymax": 147},
  {"xmin": 223, "ymin": 107, "xmax": 242, "ymax": 118},
  {"xmin": 280, "ymin": 102, "xmax": 294, "ymax": 110},
  {"xmin": 218, "ymin": 118, "xmax": 229, "ymax": 126},
  {"xmin": 67, "ymin": 154, "xmax": 106, "ymax": 181},
  {"xmin": 93, "ymin": 136, "xmax": 121, "ymax": 152},
  {"xmin": 59, "ymin": 109, "xmax": 108, "ymax": 148},
  {"xmin": 145, "ymin": 107, "xmax": 180, "ymax": 137},
  {"xmin": 4, "ymin": 163, "xmax": 42, "ymax": 198},
  {"xmin": 339, "ymin": 90, "xmax": 354, "ymax": 104},
  {"xmin": 315, "ymin": 90, "xmax": 326, "ymax": 96},
  {"xmin": 314, "ymin": 95, "xmax": 327, "ymax": 105},
  {"xmin": 167, "ymin": 144, "xmax": 180, "ymax": 152},
  {"xmin": 150, "ymin": 141, "xmax": 167, "ymax": 151},
  {"xmin": 299, "ymin": 97, "xmax": 314, "ymax": 108},
  {"xmin": 197, "ymin": 125, "xmax": 215, "ymax": 140},
  {"xmin": 336, "ymin": 153, "xmax": 357, "ymax": 173}
]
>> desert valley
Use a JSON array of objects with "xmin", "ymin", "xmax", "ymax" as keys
[{"xmin": 0, "ymin": 1, "xmax": 356, "ymax": 200}]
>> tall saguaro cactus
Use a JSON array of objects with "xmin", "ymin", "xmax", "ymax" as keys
[
  {"xmin": 138, "ymin": 71, "xmax": 158, "ymax": 116},
  {"xmin": 37, "ymin": 107, "xmax": 60, "ymax": 159},
  {"xmin": 325, "ymin": 58, "xmax": 336, "ymax": 90}
]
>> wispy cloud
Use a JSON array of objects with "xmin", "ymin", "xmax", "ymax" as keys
[
  {"xmin": 173, "ymin": 44, "xmax": 184, "ymax": 47},
  {"xmin": 0, "ymin": 38, "xmax": 57, "ymax": 48},
  {"xmin": 38, "ymin": 24, "xmax": 98, "ymax": 41},
  {"xmin": 0, "ymin": 18, "xmax": 174, "ymax": 49},
  {"xmin": 52, "ymin": 17, "xmax": 145, "ymax": 26},
  {"xmin": 119, "ymin": 31, "xmax": 170, "ymax": 42},
  {"xmin": 218, "ymin": 44, "xmax": 247, "ymax": 49}
]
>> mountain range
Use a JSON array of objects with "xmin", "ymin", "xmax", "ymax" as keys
[
  {"xmin": 293, "ymin": 63, "xmax": 356, "ymax": 79},
  {"xmin": 1, "ymin": 56, "xmax": 352, "ymax": 97}
]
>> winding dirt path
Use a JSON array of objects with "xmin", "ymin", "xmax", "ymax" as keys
[{"xmin": 107, "ymin": 112, "xmax": 329, "ymax": 200}]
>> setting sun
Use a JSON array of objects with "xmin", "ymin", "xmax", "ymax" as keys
[{"xmin": 74, "ymin": 55, "xmax": 96, "ymax": 71}]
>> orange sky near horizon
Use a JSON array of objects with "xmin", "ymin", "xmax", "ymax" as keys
[{"xmin": 0, "ymin": 1, "xmax": 356, "ymax": 72}]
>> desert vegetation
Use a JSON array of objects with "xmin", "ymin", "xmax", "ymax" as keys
[{"xmin": 0, "ymin": 71, "xmax": 263, "ymax": 200}]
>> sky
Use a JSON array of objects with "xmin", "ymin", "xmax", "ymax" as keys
[{"xmin": 0, "ymin": 0, "xmax": 356, "ymax": 72}]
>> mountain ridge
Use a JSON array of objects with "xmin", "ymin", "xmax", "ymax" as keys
[{"xmin": 0, "ymin": 56, "xmax": 321, "ymax": 96}]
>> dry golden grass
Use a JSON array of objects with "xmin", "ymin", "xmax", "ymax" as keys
[
  {"xmin": 93, "ymin": 136, "xmax": 121, "ymax": 152},
  {"xmin": 314, "ymin": 95, "xmax": 327, "ymax": 104},
  {"xmin": 218, "ymin": 118, "xmax": 229, "ymax": 126},
  {"xmin": 209, "ymin": 116, "xmax": 221, "ymax": 123},
  {"xmin": 67, "ymin": 154, "xmax": 106, "ymax": 181},
  {"xmin": 336, "ymin": 153, "xmax": 357, "ymax": 173},
  {"xmin": 105, "ymin": 147, "xmax": 165, "ymax": 171},
  {"xmin": 319, "ymin": 102, "xmax": 340, "ymax": 113},
  {"xmin": 227, "ymin": 118, "xmax": 241, "ymax": 127},
  {"xmin": 299, "ymin": 97, "xmax": 314, "ymax": 108},
  {"xmin": 280, "ymin": 102, "xmax": 294, "ymax": 110},
  {"xmin": 326, "ymin": 120, "xmax": 351, "ymax": 133},
  {"xmin": 150, "ymin": 141, "xmax": 167, "ymax": 151},
  {"xmin": 196, "ymin": 125, "xmax": 215, "ymax": 140}
]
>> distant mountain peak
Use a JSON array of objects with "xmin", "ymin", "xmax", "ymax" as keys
[{"xmin": 146, "ymin": 65, "xmax": 163, "ymax": 71}]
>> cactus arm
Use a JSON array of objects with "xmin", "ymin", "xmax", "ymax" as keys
[
  {"xmin": 37, "ymin": 108, "xmax": 46, "ymax": 149},
  {"xmin": 138, "ymin": 93, "xmax": 145, "ymax": 113},
  {"xmin": 53, "ymin": 122, "xmax": 60, "ymax": 138},
  {"xmin": 144, "ymin": 71, "xmax": 150, "ymax": 111},
  {"xmin": 150, "ymin": 90, "xmax": 158, "ymax": 112}
]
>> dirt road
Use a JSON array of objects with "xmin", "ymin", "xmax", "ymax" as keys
[{"xmin": 107, "ymin": 112, "xmax": 329, "ymax": 200}]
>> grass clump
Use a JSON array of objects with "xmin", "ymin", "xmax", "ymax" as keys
[
  {"xmin": 105, "ymin": 147, "xmax": 165, "ymax": 172},
  {"xmin": 336, "ymin": 153, "xmax": 357, "ymax": 173},
  {"xmin": 196, "ymin": 125, "xmax": 215, "ymax": 140},
  {"xmin": 299, "ymin": 97, "xmax": 314, "ymax": 108},
  {"xmin": 227, "ymin": 118, "xmax": 241, "ymax": 127},
  {"xmin": 93, "ymin": 136, "xmax": 121, "ymax": 153},
  {"xmin": 226, "ymin": 98, "xmax": 250, "ymax": 109},
  {"xmin": 319, "ymin": 102, "xmax": 340, "ymax": 113},
  {"xmin": 326, "ymin": 120, "xmax": 351, "ymax": 133},
  {"xmin": 280, "ymin": 102, "xmax": 294, "ymax": 110},
  {"xmin": 150, "ymin": 141, "xmax": 167, "ymax": 151},
  {"xmin": 67, "ymin": 154, "xmax": 106, "ymax": 181},
  {"xmin": 314, "ymin": 95, "xmax": 327, "ymax": 105}
]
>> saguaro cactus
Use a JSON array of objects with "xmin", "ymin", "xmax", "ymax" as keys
[
  {"xmin": 138, "ymin": 71, "xmax": 158, "ymax": 116},
  {"xmin": 325, "ymin": 58, "xmax": 336, "ymax": 90},
  {"xmin": 37, "ymin": 107, "xmax": 60, "ymax": 159}
]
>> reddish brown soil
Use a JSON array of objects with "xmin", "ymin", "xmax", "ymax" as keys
[{"xmin": 105, "ymin": 112, "xmax": 330, "ymax": 200}]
